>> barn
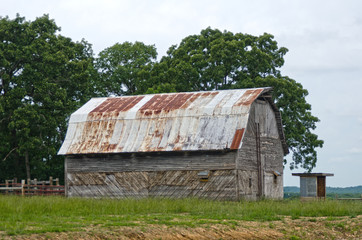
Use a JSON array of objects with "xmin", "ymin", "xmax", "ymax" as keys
[{"xmin": 58, "ymin": 87, "xmax": 288, "ymax": 200}]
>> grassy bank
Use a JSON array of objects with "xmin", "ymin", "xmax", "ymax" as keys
[{"xmin": 0, "ymin": 196, "xmax": 361, "ymax": 236}]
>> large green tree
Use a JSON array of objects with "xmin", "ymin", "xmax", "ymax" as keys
[
  {"xmin": 0, "ymin": 14, "xmax": 96, "ymax": 181},
  {"xmin": 96, "ymin": 41, "xmax": 157, "ymax": 96},
  {"xmin": 148, "ymin": 28, "xmax": 323, "ymax": 171}
]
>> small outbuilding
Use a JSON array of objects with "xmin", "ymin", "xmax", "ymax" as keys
[
  {"xmin": 292, "ymin": 173, "xmax": 334, "ymax": 199},
  {"xmin": 58, "ymin": 87, "xmax": 288, "ymax": 200}
]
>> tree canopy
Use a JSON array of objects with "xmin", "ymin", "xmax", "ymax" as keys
[
  {"xmin": 152, "ymin": 28, "xmax": 288, "ymax": 92},
  {"xmin": 96, "ymin": 41, "xmax": 157, "ymax": 96},
  {"xmin": 0, "ymin": 14, "xmax": 96, "ymax": 181}
]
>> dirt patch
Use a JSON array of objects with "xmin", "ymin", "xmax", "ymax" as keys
[{"xmin": 4, "ymin": 216, "xmax": 362, "ymax": 240}]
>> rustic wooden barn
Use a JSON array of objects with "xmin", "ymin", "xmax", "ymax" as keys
[{"xmin": 58, "ymin": 87, "xmax": 288, "ymax": 200}]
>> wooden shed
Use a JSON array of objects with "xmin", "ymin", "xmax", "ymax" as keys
[
  {"xmin": 292, "ymin": 173, "xmax": 334, "ymax": 199},
  {"xmin": 58, "ymin": 87, "xmax": 288, "ymax": 200}
]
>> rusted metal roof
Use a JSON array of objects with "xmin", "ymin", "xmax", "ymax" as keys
[{"xmin": 59, "ymin": 88, "xmax": 274, "ymax": 155}]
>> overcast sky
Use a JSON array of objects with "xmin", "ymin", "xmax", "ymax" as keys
[{"xmin": 1, "ymin": 0, "xmax": 361, "ymax": 187}]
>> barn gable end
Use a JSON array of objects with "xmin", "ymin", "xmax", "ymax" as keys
[
  {"xmin": 236, "ymin": 100, "xmax": 285, "ymax": 200},
  {"xmin": 59, "ymin": 88, "xmax": 287, "ymax": 200}
]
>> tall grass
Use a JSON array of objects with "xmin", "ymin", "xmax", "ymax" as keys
[{"xmin": 0, "ymin": 196, "xmax": 361, "ymax": 235}]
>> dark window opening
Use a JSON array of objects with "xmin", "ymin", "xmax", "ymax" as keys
[{"xmin": 198, "ymin": 171, "xmax": 210, "ymax": 182}]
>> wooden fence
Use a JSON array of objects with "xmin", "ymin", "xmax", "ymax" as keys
[
  {"xmin": 335, "ymin": 194, "xmax": 362, "ymax": 201},
  {"xmin": 0, "ymin": 177, "xmax": 64, "ymax": 196}
]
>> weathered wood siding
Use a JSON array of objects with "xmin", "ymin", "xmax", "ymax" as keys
[
  {"xmin": 236, "ymin": 100, "xmax": 284, "ymax": 200},
  {"xmin": 65, "ymin": 151, "xmax": 238, "ymax": 200},
  {"xmin": 66, "ymin": 151, "xmax": 236, "ymax": 172},
  {"xmin": 67, "ymin": 170, "xmax": 237, "ymax": 200}
]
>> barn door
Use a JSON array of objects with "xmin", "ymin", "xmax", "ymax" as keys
[{"xmin": 317, "ymin": 176, "xmax": 326, "ymax": 198}]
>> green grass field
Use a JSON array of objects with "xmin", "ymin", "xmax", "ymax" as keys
[{"xmin": 0, "ymin": 196, "xmax": 361, "ymax": 238}]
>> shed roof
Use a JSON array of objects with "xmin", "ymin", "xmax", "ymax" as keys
[
  {"xmin": 58, "ymin": 87, "xmax": 287, "ymax": 155},
  {"xmin": 292, "ymin": 173, "xmax": 334, "ymax": 177}
]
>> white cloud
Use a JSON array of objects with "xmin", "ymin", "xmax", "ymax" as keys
[
  {"xmin": 328, "ymin": 157, "xmax": 348, "ymax": 163},
  {"xmin": 347, "ymin": 147, "xmax": 362, "ymax": 154}
]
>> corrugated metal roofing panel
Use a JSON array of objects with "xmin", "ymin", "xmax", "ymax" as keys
[{"xmin": 58, "ymin": 88, "xmax": 272, "ymax": 155}]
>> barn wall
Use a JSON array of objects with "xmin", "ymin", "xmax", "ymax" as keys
[
  {"xmin": 236, "ymin": 100, "xmax": 284, "ymax": 200},
  {"xmin": 65, "ymin": 151, "xmax": 238, "ymax": 200},
  {"xmin": 66, "ymin": 151, "xmax": 236, "ymax": 172},
  {"xmin": 236, "ymin": 170, "xmax": 259, "ymax": 200}
]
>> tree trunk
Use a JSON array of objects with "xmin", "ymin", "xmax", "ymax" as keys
[{"xmin": 25, "ymin": 150, "xmax": 31, "ymax": 180}]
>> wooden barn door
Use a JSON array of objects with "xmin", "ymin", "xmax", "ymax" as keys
[{"xmin": 317, "ymin": 176, "xmax": 326, "ymax": 198}]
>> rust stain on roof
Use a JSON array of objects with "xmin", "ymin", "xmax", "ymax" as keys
[
  {"xmin": 230, "ymin": 128, "xmax": 245, "ymax": 150},
  {"xmin": 234, "ymin": 89, "xmax": 264, "ymax": 106},
  {"xmin": 139, "ymin": 92, "xmax": 207, "ymax": 114},
  {"xmin": 137, "ymin": 92, "xmax": 219, "ymax": 116},
  {"xmin": 105, "ymin": 144, "xmax": 118, "ymax": 152},
  {"xmin": 91, "ymin": 96, "xmax": 144, "ymax": 113}
]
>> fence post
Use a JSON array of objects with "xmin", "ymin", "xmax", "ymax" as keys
[
  {"xmin": 34, "ymin": 179, "xmax": 38, "ymax": 196},
  {"xmin": 21, "ymin": 180, "xmax": 25, "ymax": 196},
  {"xmin": 42, "ymin": 180, "xmax": 45, "ymax": 195},
  {"xmin": 5, "ymin": 180, "xmax": 8, "ymax": 194},
  {"xmin": 49, "ymin": 176, "xmax": 53, "ymax": 186},
  {"xmin": 55, "ymin": 178, "xmax": 59, "ymax": 186},
  {"xmin": 27, "ymin": 178, "xmax": 30, "ymax": 194}
]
